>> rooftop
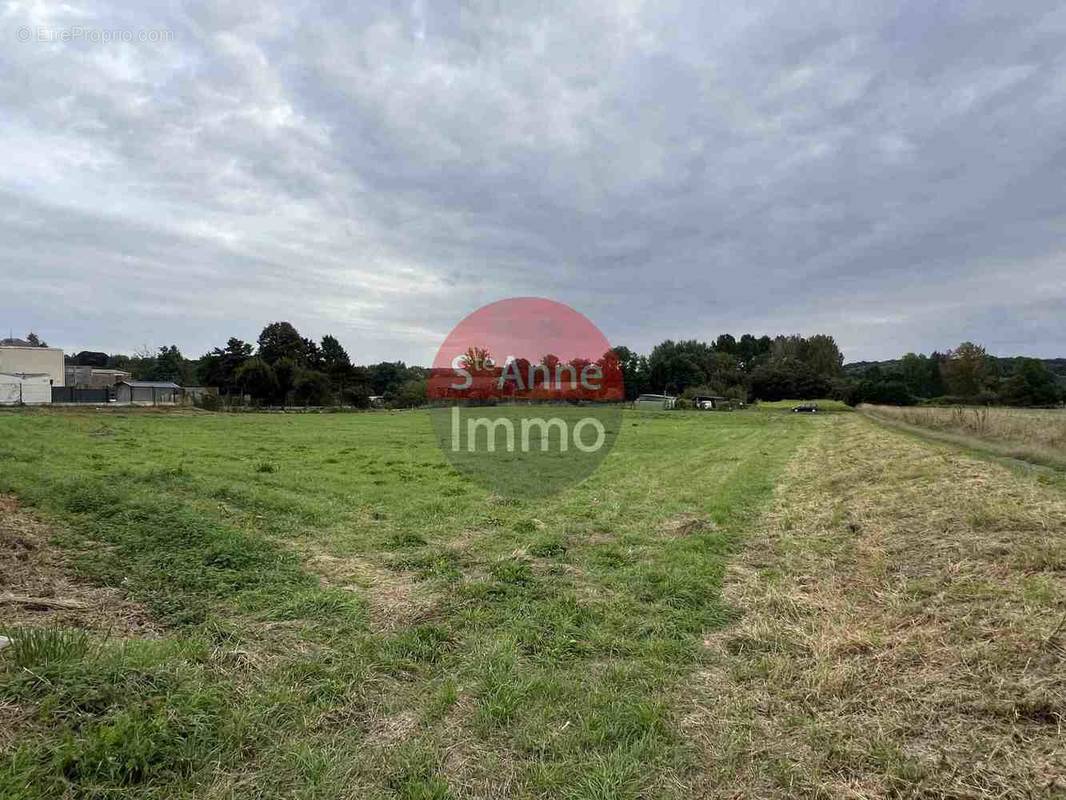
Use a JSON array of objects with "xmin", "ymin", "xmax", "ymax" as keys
[
  {"xmin": 0, "ymin": 372, "xmax": 53, "ymax": 380},
  {"xmin": 0, "ymin": 342, "xmax": 63, "ymax": 351},
  {"xmin": 118, "ymin": 381, "xmax": 182, "ymax": 389}
]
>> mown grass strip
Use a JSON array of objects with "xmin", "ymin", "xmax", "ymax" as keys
[{"xmin": 683, "ymin": 415, "xmax": 1066, "ymax": 798}]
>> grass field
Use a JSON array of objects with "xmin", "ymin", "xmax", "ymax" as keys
[
  {"xmin": 0, "ymin": 407, "xmax": 811, "ymax": 799},
  {"xmin": 862, "ymin": 404, "xmax": 1066, "ymax": 470},
  {"xmin": 753, "ymin": 398, "xmax": 853, "ymax": 413},
  {"xmin": 1, "ymin": 406, "xmax": 1063, "ymax": 798}
]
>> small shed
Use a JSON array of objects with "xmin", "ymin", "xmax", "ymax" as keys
[
  {"xmin": 693, "ymin": 395, "xmax": 729, "ymax": 410},
  {"xmin": 634, "ymin": 393, "xmax": 677, "ymax": 411},
  {"xmin": 0, "ymin": 373, "xmax": 52, "ymax": 405},
  {"xmin": 115, "ymin": 381, "xmax": 182, "ymax": 405}
]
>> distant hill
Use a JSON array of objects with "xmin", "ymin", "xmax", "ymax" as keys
[{"xmin": 844, "ymin": 357, "xmax": 1066, "ymax": 384}]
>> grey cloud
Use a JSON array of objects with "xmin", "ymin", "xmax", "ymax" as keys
[{"xmin": 1, "ymin": 1, "xmax": 1064, "ymax": 362}]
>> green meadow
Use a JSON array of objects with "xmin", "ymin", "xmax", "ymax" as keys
[{"xmin": 0, "ymin": 407, "xmax": 813, "ymax": 799}]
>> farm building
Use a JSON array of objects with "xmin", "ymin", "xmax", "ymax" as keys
[
  {"xmin": 90, "ymin": 369, "xmax": 132, "ymax": 388},
  {"xmin": 65, "ymin": 366, "xmax": 131, "ymax": 388},
  {"xmin": 0, "ymin": 373, "xmax": 53, "ymax": 405},
  {"xmin": 634, "ymin": 393, "xmax": 677, "ymax": 410},
  {"xmin": 65, "ymin": 365, "xmax": 92, "ymax": 386},
  {"xmin": 0, "ymin": 344, "xmax": 65, "ymax": 386},
  {"xmin": 115, "ymin": 381, "xmax": 182, "ymax": 405}
]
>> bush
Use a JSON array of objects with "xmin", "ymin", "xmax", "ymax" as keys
[
  {"xmin": 234, "ymin": 358, "xmax": 277, "ymax": 403},
  {"xmin": 341, "ymin": 387, "xmax": 371, "ymax": 408},
  {"xmin": 291, "ymin": 369, "xmax": 334, "ymax": 406},
  {"xmin": 854, "ymin": 379, "xmax": 916, "ymax": 406},
  {"xmin": 388, "ymin": 378, "xmax": 427, "ymax": 409}
]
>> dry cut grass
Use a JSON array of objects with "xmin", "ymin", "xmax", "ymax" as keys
[
  {"xmin": 0, "ymin": 495, "xmax": 157, "ymax": 636},
  {"xmin": 863, "ymin": 404, "xmax": 1066, "ymax": 469},
  {"xmin": 683, "ymin": 415, "xmax": 1066, "ymax": 798}
]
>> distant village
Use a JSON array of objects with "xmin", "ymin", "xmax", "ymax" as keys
[{"xmin": 0, "ymin": 336, "xmax": 200, "ymax": 407}]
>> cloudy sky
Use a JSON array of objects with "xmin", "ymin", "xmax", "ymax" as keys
[{"xmin": 2, "ymin": 1, "xmax": 1065, "ymax": 364}]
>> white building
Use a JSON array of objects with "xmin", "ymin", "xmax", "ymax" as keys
[
  {"xmin": 0, "ymin": 373, "xmax": 52, "ymax": 405},
  {"xmin": 0, "ymin": 345, "xmax": 65, "ymax": 387},
  {"xmin": 634, "ymin": 393, "xmax": 677, "ymax": 410}
]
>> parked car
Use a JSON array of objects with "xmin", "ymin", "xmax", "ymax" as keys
[{"xmin": 792, "ymin": 403, "xmax": 818, "ymax": 413}]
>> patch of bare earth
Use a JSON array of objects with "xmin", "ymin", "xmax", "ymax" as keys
[
  {"xmin": 298, "ymin": 542, "xmax": 438, "ymax": 632},
  {"xmin": 0, "ymin": 494, "xmax": 160, "ymax": 751},
  {"xmin": 683, "ymin": 416, "xmax": 1066, "ymax": 798},
  {"xmin": 440, "ymin": 692, "xmax": 522, "ymax": 799},
  {"xmin": 660, "ymin": 513, "xmax": 716, "ymax": 539},
  {"xmin": 0, "ymin": 494, "xmax": 156, "ymax": 636}
]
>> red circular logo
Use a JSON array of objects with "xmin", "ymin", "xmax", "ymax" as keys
[{"xmin": 426, "ymin": 298, "xmax": 623, "ymax": 497}]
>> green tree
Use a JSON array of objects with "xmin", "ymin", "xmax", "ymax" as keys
[
  {"xmin": 736, "ymin": 334, "xmax": 772, "ymax": 371},
  {"xmin": 898, "ymin": 353, "xmax": 930, "ymax": 397},
  {"xmin": 74, "ymin": 351, "xmax": 110, "ymax": 367},
  {"xmin": 368, "ymin": 361, "xmax": 412, "ymax": 396},
  {"xmin": 804, "ymin": 334, "xmax": 844, "ymax": 377},
  {"xmin": 198, "ymin": 338, "xmax": 253, "ymax": 394},
  {"xmin": 750, "ymin": 359, "xmax": 831, "ymax": 401},
  {"xmin": 770, "ymin": 335, "xmax": 805, "ymax": 363},
  {"xmin": 320, "ymin": 335, "xmax": 351, "ymax": 375},
  {"xmin": 292, "ymin": 369, "xmax": 334, "ymax": 406},
  {"xmin": 942, "ymin": 342, "xmax": 990, "ymax": 398},
  {"xmin": 26, "ymin": 332, "xmax": 47, "ymax": 347},
  {"xmin": 340, "ymin": 367, "xmax": 373, "ymax": 408},
  {"xmin": 1002, "ymin": 359, "xmax": 1062, "ymax": 406},
  {"xmin": 257, "ymin": 322, "xmax": 305, "ymax": 365},
  {"xmin": 143, "ymin": 345, "xmax": 193, "ymax": 384},
  {"xmin": 648, "ymin": 340, "xmax": 715, "ymax": 394},
  {"xmin": 609, "ymin": 346, "xmax": 649, "ymax": 400},
  {"xmin": 235, "ymin": 358, "xmax": 278, "ymax": 403},
  {"xmin": 927, "ymin": 351, "xmax": 947, "ymax": 396},
  {"xmin": 854, "ymin": 379, "xmax": 915, "ymax": 406},
  {"xmin": 273, "ymin": 357, "xmax": 298, "ymax": 404},
  {"xmin": 771, "ymin": 334, "xmax": 842, "ymax": 377},
  {"xmin": 713, "ymin": 334, "xmax": 737, "ymax": 354},
  {"xmin": 390, "ymin": 378, "xmax": 428, "ymax": 408},
  {"xmin": 302, "ymin": 338, "xmax": 324, "ymax": 370}
]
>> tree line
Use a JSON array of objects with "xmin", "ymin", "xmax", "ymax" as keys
[
  {"xmin": 62, "ymin": 325, "xmax": 1064, "ymax": 408},
  {"xmin": 610, "ymin": 336, "xmax": 1062, "ymax": 407},
  {"xmin": 610, "ymin": 333, "xmax": 845, "ymax": 402},
  {"xmin": 843, "ymin": 343, "xmax": 1064, "ymax": 407},
  {"xmin": 66, "ymin": 322, "xmax": 427, "ymax": 408}
]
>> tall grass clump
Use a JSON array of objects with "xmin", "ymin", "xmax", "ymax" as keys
[
  {"xmin": 2, "ymin": 626, "xmax": 93, "ymax": 668},
  {"xmin": 861, "ymin": 404, "xmax": 1066, "ymax": 468}
]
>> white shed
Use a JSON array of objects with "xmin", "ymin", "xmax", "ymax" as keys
[
  {"xmin": 634, "ymin": 393, "xmax": 677, "ymax": 411},
  {"xmin": 0, "ymin": 373, "xmax": 52, "ymax": 405},
  {"xmin": 0, "ymin": 346, "xmax": 65, "ymax": 386},
  {"xmin": 114, "ymin": 381, "xmax": 182, "ymax": 405}
]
